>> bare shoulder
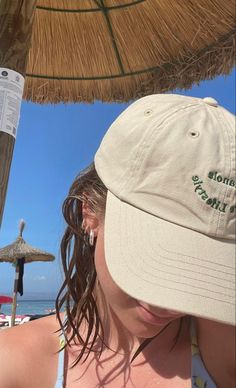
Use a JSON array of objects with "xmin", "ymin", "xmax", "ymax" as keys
[{"xmin": 0, "ymin": 314, "xmax": 62, "ymax": 388}]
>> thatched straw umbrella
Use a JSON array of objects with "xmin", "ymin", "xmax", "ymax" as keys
[
  {"xmin": 24, "ymin": 0, "xmax": 236, "ymax": 103},
  {"xmin": 0, "ymin": 220, "xmax": 55, "ymax": 326},
  {"xmin": 0, "ymin": 0, "xmax": 235, "ymax": 229}
]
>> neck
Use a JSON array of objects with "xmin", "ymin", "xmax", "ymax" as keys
[
  {"xmin": 96, "ymin": 287, "xmax": 186, "ymax": 362},
  {"xmin": 197, "ymin": 318, "xmax": 236, "ymax": 388}
]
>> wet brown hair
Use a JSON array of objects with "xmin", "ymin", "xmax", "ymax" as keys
[
  {"xmin": 55, "ymin": 163, "xmax": 107, "ymax": 364},
  {"xmin": 55, "ymin": 163, "xmax": 184, "ymax": 367}
]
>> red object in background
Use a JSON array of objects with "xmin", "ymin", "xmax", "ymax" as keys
[{"xmin": 0, "ymin": 295, "xmax": 13, "ymax": 304}]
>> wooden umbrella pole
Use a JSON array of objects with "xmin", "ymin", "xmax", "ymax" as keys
[
  {"xmin": 11, "ymin": 260, "xmax": 20, "ymax": 327},
  {"xmin": 0, "ymin": 0, "xmax": 37, "ymax": 228}
]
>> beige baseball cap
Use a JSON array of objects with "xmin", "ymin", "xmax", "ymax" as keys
[{"xmin": 95, "ymin": 94, "xmax": 236, "ymax": 325}]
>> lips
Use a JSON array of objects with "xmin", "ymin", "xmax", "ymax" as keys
[
  {"xmin": 136, "ymin": 301, "xmax": 182, "ymax": 325},
  {"xmin": 137, "ymin": 302, "xmax": 162, "ymax": 318}
]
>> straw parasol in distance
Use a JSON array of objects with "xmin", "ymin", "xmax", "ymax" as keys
[
  {"xmin": 24, "ymin": 0, "xmax": 236, "ymax": 104},
  {"xmin": 0, "ymin": 220, "xmax": 55, "ymax": 326}
]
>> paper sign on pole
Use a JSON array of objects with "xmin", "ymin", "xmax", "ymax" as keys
[{"xmin": 0, "ymin": 68, "xmax": 25, "ymax": 138}]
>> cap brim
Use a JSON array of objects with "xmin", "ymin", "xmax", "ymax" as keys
[{"xmin": 104, "ymin": 191, "xmax": 236, "ymax": 325}]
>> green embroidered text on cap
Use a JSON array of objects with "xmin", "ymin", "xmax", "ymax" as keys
[
  {"xmin": 208, "ymin": 171, "xmax": 235, "ymax": 188},
  {"xmin": 192, "ymin": 175, "xmax": 236, "ymax": 213}
]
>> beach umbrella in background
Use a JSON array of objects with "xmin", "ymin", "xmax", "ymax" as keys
[
  {"xmin": 0, "ymin": 0, "xmax": 235, "ymax": 226},
  {"xmin": 0, "ymin": 295, "xmax": 13, "ymax": 313},
  {"xmin": 0, "ymin": 295, "xmax": 13, "ymax": 304},
  {"xmin": 0, "ymin": 220, "xmax": 55, "ymax": 326}
]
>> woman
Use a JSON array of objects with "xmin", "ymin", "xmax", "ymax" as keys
[{"xmin": 0, "ymin": 94, "xmax": 235, "ymax": 388}]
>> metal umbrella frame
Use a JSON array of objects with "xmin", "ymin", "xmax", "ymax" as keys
[{"xmin": 0, "ymin": 220, "xmax": 55, "ymax": 326}]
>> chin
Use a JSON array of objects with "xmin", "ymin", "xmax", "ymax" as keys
[{"xmin": 127, "ymin": 321, "xmax": 168, "ymax": 339}]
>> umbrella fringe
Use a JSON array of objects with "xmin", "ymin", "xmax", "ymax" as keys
[
  {"xmin": 23, "ymin": 0, "xmax": 235, "ymax": 103},
  {"xmin": 23, "ymin": 30, "xmax": 235, "ymax": 104}
]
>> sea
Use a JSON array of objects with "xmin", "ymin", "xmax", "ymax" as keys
[{"xmin": 1, "ymin": 300, "xmax": 56, "ymax": 316}]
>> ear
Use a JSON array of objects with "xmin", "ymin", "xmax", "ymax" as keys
[{"xmin": 82, "ymin": 200, "xmax": 99, "ymax": 235}]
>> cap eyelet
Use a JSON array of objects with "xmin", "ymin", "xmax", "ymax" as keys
[
  {"xmin": 188, "ymin": 129, "xmax": 200, "ymax": 138},
  {"xmin": 144, "ymin": 109, "xmax": 153, "ymax": 116}
]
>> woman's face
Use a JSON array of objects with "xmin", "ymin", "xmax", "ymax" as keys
[{"xmin": 94, "ymin": 223, "xmax": 185, "ymax": 339}]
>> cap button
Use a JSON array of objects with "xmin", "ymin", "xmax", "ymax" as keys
[{"xmin": 203, "ymin": 97, "xmax": 218, "ymax": 107}]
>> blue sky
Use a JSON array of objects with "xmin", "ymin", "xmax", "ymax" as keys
[{"xmin": 0, "ymin": 70, "xmax": 235, "ymax": 299}]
